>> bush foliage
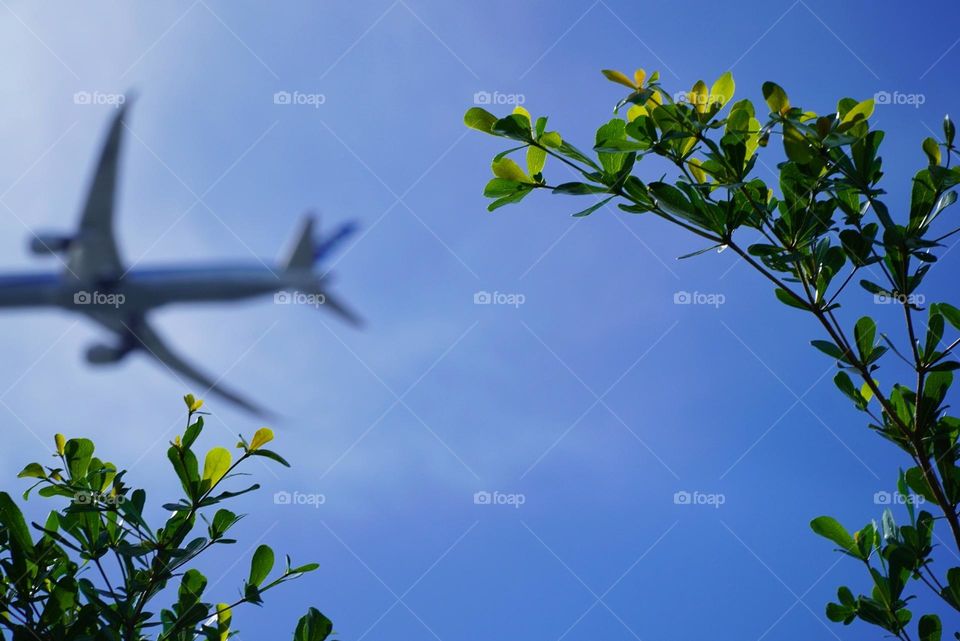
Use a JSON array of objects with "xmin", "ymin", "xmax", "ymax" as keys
[{"xmin": 0, "ymin": 395, "xmax": 333, "ymax": 641}]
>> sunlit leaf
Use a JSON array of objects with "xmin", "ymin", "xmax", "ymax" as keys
[
  {"xmin": 761, "ymin": 81, "xmax": 789, "ymax": 115},
  {"xmin": 601, "ymin": 69, "xmax": 636, "ymax": 89},
  {"xmin": 249, "ymin": 427, "xmax": 274, "ymax": 452},
  {"xmin": 201, "ymin": 447, "xmax": 232, "ymax": 488},
  {"xmin": 491, "ymin": 157, "xmax": 533, "ymax": 183},
  {"xmin": 463, "ymin": 107, "xmax": 497, "ymax": 134}
]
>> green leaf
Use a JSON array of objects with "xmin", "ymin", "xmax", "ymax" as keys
[
  {"xmin": 811, "ymin": 340, "xmax": 845, "ymax": 361},
  {"xmin": 944, "ymin": 114, "xmax": 955, "ymax": 147},
  {"xmin": 483, "ymin": 178, "xmax": 525, "ymax": 198},
  {"xmin": 0, "ymin": 492, "xmax": 34, "ymax": 558},
  {"xmin": 201, "ymin": 447, "xmax": 232, "ymax": 488},
  {"xmin": 810, "ymin": 516, "xmax": 858, "ymax": 556},
  {"xmin": 648, "ymin": 182, "xmax": 700, "ymax": 223},
  {"xmin": 168, "ymin": 446, "xmax": 200, "ymax": 499},
  {"xmin": 782, "ymin": 122, "xmax": 812, "ymax": 163},
  {"xmin": 210, "ymin": 508, "xmax": 240, "ymax": 538},
  {"xmin": 183, "ymin": 417, "xmax": 203, "ymax": 449},
  {"xmin": 491, "ymin": 114, "xmax": 533, "ymax": 142},
  {"xmin": 463, "ymin": 107, "xmax": 497, "ymax": 134},
  {"xmin": 541, "ymin": 131, "xmax": 562, "ymax": 148},
  {"xmin": 249, "ymin": 449, "xmax": 291, "ymax": 467},
  {"xmin": 294, "ymin": 607, "xmax": 334, "ymax": 641},
  {"xmin": 709, "ymin": 71, "xmax": 735, "ymax": 108},
  {"xmin": 64, "ymin": 438, "xmax": 94, "ymax": 480},
  {"xmin": 526, "ymin": 145, "xmax": 546, "ymax": 176},
  {"xmin": 840, "ymin": 98, "xmax": 875, "ymax": 125},
  {"xmin": 595, "ymin": 118, "xmax": 628, "ymax": 175},
  {"xmin": 923, "ymin": 137, "xmax": 941, "ymax": 166},
  {"xmin": 855, "ymin": 522, "xmax": 876, "ymax": 560},
  {"xmin": 833, "ymin": 371, "xmax": 863, "ymax": 407},
  {"xmin": 918, "ymin": 614, "xmax": 941, "ymax": 641},
  {"xmin": 179, "ymin": 568, "xmax": 207, "ymax": 608},
  {"xmin": 249, "ymin": 544, "xmax": 275, "ymax": 587},
  {"xmin": 487, "ymin": 186, "xmax": 532, "ymax": 212},
  {"xmin": 552, "ymin": 182, "xmax": 609, "ymax": 195},
  {"xmin": 854, "ymin": 317, "xmax": 877, "ymax": 360},
  {"xmin": 775, "ymin": 288, "xmax": 808, "ymax": 310},
  {"xmin": 17, "ymin": 463, "xmax": 46, "ymax": 479},
  {"xmin": 938, "ymin": 302, "xmax": 960, "ymax": 330},
  {"xmin": 761, "ymin": 81, "xmax": 789, "ymax": 115},
  {"xmin": 571, "ymin": 196, "xmax": 614, "ymax": 218},
  {"xmin": 491, "ymin": 157, "xmax": 533, "ymax": 183},
  {"xmin": 926, "ymin": 190, "xmax": 957, "ymax": 227},
  {"xmin": 904, "ymin": 467, "xmax": 938, "ymax": 503}
]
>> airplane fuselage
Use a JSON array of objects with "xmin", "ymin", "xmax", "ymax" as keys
[{"xmin": 0, "ymin": 263, "xmax": 313, "ymax": 314}]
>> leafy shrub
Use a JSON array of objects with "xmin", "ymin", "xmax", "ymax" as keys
[
  {"xmin": 466, "ymin": 67, "xmax": 960, "ymax": 639},
  {"xmin": 0, "ymin": 395, "xmax": 333, "ymax": 641}
]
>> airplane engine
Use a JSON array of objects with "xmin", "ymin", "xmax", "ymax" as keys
[
  {"xmin": 29, "ymin": 234, "xmax": 73, "ymax": 255},
  {"xmin": 85, "ymin": 343, "xmax": 130, "ymax": 365}
]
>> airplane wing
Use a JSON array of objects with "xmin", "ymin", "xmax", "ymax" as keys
[
  {"xmin": 116, "ymin": 316, "xmax": 269, "ymax": 417},
  {"xmin": 66, "ymin": 103, "xmax": 130, "ymax": 282},
  {"xmin": 319, "ymin": 290, "xmax": 363, "ymax": 327}
]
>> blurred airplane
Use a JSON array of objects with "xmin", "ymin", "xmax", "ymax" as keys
[{"xmin": 0, "ymin": 102, "xmax": 360, "ymax": 416}]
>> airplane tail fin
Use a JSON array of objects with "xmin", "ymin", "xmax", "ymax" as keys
[
  {"xmin": 281, "ymin": 214, "xmax": 358, "ymax": 271},
  {"xmin": 281, "ymin": 215, "xmax": 317, "ymax": 271}
]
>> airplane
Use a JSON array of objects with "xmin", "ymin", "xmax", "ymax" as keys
[{"xmin": 0, "ymin": 102, "xmax": 361, "ymax": 416}]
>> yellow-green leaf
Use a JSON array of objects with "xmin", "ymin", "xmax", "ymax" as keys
[
  {"xmin": 860, "ymin": 381, "xmax": 875, "ymax": 403},
  {"xmin": 202, "ymin": 447, "xmax": 232, "ymax": 486},
  {"xmin": 512, "ymin": 105, "xmax": 531, "ymax": 124},
  {"xmin": 841, "ymin": 98, "xmax": 875, "ymax": 125},
  {"xmin": 633, "ymin": 69, "xmax": 647, "ymax": 88},
  {"xmin": 601, "ymin": 69, "xmax": 636, "ymax": 89},
  {"xmin": 922, "ymin": 137, "xmax": 941, "ymax": 166},
  {"xmin": 762, "ymin": 81, "xmax": 790, "ymax": 115},
  {"xmin": 689, "ymin": 80, "xmax": 708, "ymax": 114},
  {"xmin": 526, "ymin": 145, "xmax": 546, "ymax": 176},
  {"xmin": 646, "ymin": 90, "xmax": 663, "ymax": 110},
  {"xmin": 17, "ymin": 463, "xmax": 46, "ymax": 479},
  {"xmin": 463, "ymin": 107, "xmax": 497, "ymax": 134},
  {"xmin": 709, "ymin": 71, "xmax": 735, "ymax": 108},
  {"xmin": 216, "ymin": 604, "xmax": 232, "ymax": 641},
  {"xmin": 492, "ymin": 157, "xmax": 532, "ymax": 183},
  {"xmin": 626, "ymin": 104, "xmax": 648, "ymax": 122},
  {"xmin": 249, "ymin": 427, "xmax": 274, "ymax": 451},
  {"xmin": 541, "ymin": 131, "xmax": 562, "ymax": 148},
  {"xmin": 54, "ymin": 433, "xmax": 66, "ymax": 456},
  {"xmin": 688, "ymin": 158, "xmax": 707, "ymax": 183}
]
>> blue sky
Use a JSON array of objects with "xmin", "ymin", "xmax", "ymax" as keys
[{"xmin": 1, "ymin": 1, "xmax": 959, "ymax": 639}]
